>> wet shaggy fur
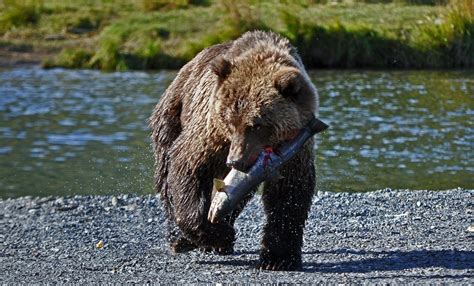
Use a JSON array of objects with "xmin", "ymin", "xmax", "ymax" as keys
[{"xmin": 150, "ymin": 31, "xmax": 318, "ymax": 271}]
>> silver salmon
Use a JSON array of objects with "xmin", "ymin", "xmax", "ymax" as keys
[{"xmin": 208, "ymin": 116, "xmax": 329, "ymax": 223}]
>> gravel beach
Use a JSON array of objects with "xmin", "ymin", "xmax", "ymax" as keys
[{"xmin": 1, "ymin": 188, "xmax": 472, "ymax": 283}]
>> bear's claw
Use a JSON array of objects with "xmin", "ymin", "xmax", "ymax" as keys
[
  {"xmin": 198, "ymin": 246, "xmax": 234, "ymax": 255},
  {"xmin": 257, "ymin": 258, "xmax": 302, "ymax": 271},
  {"xmin": 171, "ymin": 238, "xmax": 234, "ymax": 255},
  {"xmin": 170, "ymin": 238, "xmax": 196, "ymax": 253}
]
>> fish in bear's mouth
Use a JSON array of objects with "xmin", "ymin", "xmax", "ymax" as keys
[{"xmin": 208, "ymin": 116, "xmax": 329, "ymax": 223}]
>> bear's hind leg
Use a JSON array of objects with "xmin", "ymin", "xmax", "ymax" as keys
[{"xmin": 258, "ymin": 145, "xmax": 315, "ymax": 271}]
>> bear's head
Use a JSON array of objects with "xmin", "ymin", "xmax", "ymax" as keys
[{"xmin": 209, "ymin": 52, "xmax": 317, "ymax": 171}]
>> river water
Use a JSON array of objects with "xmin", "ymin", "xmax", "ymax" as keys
[{"xmin": 0, "ymin": 67, "xmax": 472, "ymax": 197}]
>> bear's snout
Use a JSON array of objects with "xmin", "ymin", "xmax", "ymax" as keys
[
  {"xmin": 227, "ymin": 132, "xmax": 262, "ymax": 172},
  {"xmin": 226, "ymin": 150, "xmax": 260, "ymax": 172}
]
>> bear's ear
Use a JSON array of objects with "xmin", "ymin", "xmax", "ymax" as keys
[
  {"xmin": 274, "ymin": 67, "xmax": 306, "ymax": 103},
  {"xmin": 210, "ymin": 57, "xmax": 232, "ymax": 80}
]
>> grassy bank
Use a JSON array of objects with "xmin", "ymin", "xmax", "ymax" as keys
[{"xmin": 0, "ymin": 0, "xmax": 472, "ymax": 70}]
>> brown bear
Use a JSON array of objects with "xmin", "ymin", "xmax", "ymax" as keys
[{"xmin": 149, "ymin": 31, "xmax": 318, "ymax": 271}]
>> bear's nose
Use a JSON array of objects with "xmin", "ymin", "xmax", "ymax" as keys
[{"xmin": 226, "ymin": 159, "xmax": 246, "ymax": 172}]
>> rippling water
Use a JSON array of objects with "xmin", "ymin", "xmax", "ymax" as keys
[{"xmin": 0, "ymin": 67, "xmax": 472, "ymax": 197}]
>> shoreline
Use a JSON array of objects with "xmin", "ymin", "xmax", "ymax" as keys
[
  {"xmin": 1, "ymin": 188, "xmax": 472, "ymax": 283},
  {"xmin": 2, "ymin": 54, "xmax": 474, "ymax": 72},
  {"xmin": 0, "ymin": 47, "xmax": 50, "ymax": 68}
]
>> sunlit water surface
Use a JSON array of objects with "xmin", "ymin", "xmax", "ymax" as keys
[{"xmin": 0, "ymin": 67, "xmax": 472, "ymax": 197}]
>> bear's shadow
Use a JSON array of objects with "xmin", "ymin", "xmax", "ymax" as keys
[{"xmin": 198, "ymin": 249, "xmax": 474, "ymax": 275}]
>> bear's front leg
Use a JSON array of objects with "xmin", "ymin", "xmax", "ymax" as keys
[
  {"xmin": 166, "ymin": 136, "xmax": 235, "ymax": 253},
  {"xmin": 258, "ymin": 144, "xmax": 315, "ymax": 271}
]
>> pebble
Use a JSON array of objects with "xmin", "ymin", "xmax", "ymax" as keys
[
  {"xmin": 0, "ymin": 188, "xmax": 472, "ymax": 283},
  {"xmin": 123, "ymin": 205, "xmax": 136, "ymax": 212},
  {"xmin": 111, "ymin": 196, "xmax": 118, "ymax": 207},
  {"xmin": 95, "ymin": 240, "xmax": 104, "ymax": 249}
]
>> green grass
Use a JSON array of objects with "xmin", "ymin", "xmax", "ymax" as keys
[
  {"xmin": 1, "ymin": 0, "xmax": 472, "ymax": 70},
  {"xmin": 0, "ymin": 0, "xmax": 42, "ymax": 32},
  {"xmin": 280, "ymin": 1, "xmax": 473, "ymax": 67}
]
